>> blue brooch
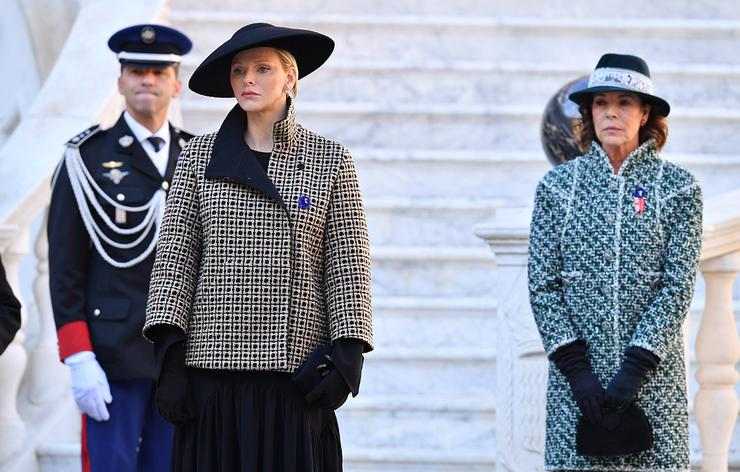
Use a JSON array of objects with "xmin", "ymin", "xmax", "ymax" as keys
[{"xmin": 298, "ymin": 195, "xmax": 311, "ymax": 209}]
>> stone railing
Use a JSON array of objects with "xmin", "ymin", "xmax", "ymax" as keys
[
  {"xmin": 476, "ymin": 191, "xmax": 740, "ymax": 472},
  {"xmin": 0, "ymin": 1, "xmax": 170, "ymax": 470}
]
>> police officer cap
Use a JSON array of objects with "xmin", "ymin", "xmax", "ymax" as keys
[{"xmin": 108, "ymin": 24, "xmax": 192, "ymax": 68}]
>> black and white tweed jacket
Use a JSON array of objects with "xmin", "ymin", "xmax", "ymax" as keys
[{"xmin": 144, "ymin": 102, "xmax": 373, "ymax": 371}]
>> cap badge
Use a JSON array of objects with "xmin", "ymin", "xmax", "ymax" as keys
[
  {"xmin": 103, "ymin": 168, "xmax": 130, "ymax": 185},
  {"xmin": 118, "ymin": 135, "xmax": 134, "ymax": 148},
  {"xmin": 102, "ymin": 161, "xmax": 123, "ymax": 169},
  {"xmin": 141, "ymin": 26, "xmax": 156, "ymax": 44}
]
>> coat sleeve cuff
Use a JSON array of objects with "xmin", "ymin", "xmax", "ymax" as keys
[
  {"xmin": 57, "ymin": 321, "xmax": 93, "ymax": 361},
  {"xmin": 332, "ymin": 338, "xmax": 365, "ymax": 396}
]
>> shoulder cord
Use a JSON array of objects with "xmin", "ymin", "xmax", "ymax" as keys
[{"xmin": 63, "ymin": 146, "xmax": 165, "ymax": 268}]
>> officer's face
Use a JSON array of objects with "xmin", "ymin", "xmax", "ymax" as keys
[
  {"xmin": 117, "ymin": 65, "xmax": 182, "ymax": 118},
  {"xmin": 230, "ymin": 48, "xmax": 296, "ymax": 115}
]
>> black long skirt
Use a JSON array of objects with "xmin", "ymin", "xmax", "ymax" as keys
[{"xmin": 172, "ymin": 369, "xmax": 342, "ymax": 472}]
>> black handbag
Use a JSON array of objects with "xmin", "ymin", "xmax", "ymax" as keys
[
  {"xmin": 576, "ymin": 403, "xmax": 653, "ymax": 457},
  {"xmin": 291, "ymin": 344, "xmax": 333, "ymax": 397}
]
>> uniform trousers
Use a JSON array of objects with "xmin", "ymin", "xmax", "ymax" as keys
[{"xmin": 82, "ymin": 379, "xmax": 173, "ymax": 472}]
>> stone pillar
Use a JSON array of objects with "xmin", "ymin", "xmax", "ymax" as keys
[
  {"xmin": 476, "ymin": 207, "xmax": 547, "ymax": 472},
  {"xmin": 27, "ymin": 212, "xmax": 68, "ymax": 404},
  {"xmin": 694, "ymin": 252, "xmax": 740, "ymax": 472},
  {"xmin": 0, "ymin": 225, "xmax": 29, "ymax": 464}
]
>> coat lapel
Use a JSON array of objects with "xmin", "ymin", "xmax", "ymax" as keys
[{"xmin": 205, "ymin": 104, "xmax": 285, "ymax": 207}]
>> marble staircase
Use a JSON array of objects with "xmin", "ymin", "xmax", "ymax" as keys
[{"xmin": 17, "ymin": 1, "xmax": 740, "ymax": 471}]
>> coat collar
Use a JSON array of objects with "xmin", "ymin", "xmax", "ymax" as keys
[
  {"xmin": 204, "ymin": 100, "xmax": 298, "ymax": 207},
  {"xmin": 588, "ymin": 139, "xmax": 658, "ymax": 178}
]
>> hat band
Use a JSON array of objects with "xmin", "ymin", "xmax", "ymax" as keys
[
  {"xmin": 588, "ymin": 67, "xmax": 654, "ymax": 95},
  {"xmin": 117, "ymin": 51, "xmax": 182, "ymax": 63}
]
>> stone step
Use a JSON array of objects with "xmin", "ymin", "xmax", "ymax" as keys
[
  {"xmin": 366, "ymin": 198, "xmax": 501, "ymax": 247},
  {"xmin": 362, "ymin": 347, "xmax": 495, "ymax": 396},
  {"xmin": 179, "ymin": 59, "xmax": 740, "ymax": 110},
  {"xmin": 338, "ymin": 395, "xmax": 494, "ymax": 452},
  {"xmin": 371, "ymin": 246, "xmax": 495, "ymax": 298},
  {"xmin": 172, "ymin": 0, "xmax": 740, "ymax": 19},
  {"xmin": 344, "ymin": 448, "xmax": 496, "ymax": 472},
  {"xmin": 181, "ymin": 100, "xmax": 740, "ymax": 155},
  {"xmin": 171, "ymin": 12, "xmax": 740, "ymax": 66},
  {"xmin": 353, "ymin": 149, "xmax": 740, "ymax": 201},
  {"xmin": 373, "ymin": 296, "xmax": 497, "ymax": 350}
]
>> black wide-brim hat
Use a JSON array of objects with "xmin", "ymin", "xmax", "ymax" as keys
[
  {"xmin": 189, "ymin": 23, "xmax": 335, "ymax": 97},
  {"xmin": 569, "ymin": 53, "xmax": 670, "ymax": 117}
]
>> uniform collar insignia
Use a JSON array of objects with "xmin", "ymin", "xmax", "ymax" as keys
[
  {"xmin": 102, "ymin": 160, "xmax": 124, "ymax": 169},
  {"xmin": 118, "ymin": 135, "xmax": 134, "ymax": 148},
  {"xmin": 103, "ymin": 168, "xmax": 130, "ymax": 185}
]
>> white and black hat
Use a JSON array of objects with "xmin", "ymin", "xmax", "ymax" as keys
[
  {"xmin": 108, "ymin": 24, "xmax": 192, "ymax": 68},
  {"xmin": 569, "ymin": 53, "xmax": 670, "ymax": 117}
]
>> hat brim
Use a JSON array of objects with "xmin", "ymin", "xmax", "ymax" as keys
[
  {"xmin": 569, "ymin": 86, "xmax": 670, "ymax": 117},
  {"xmin": 189, "ymin": 28, "xmax": 334, "ymax": 98},
  {"xmin": 119, "ymin": 60, "xmax": 177, "ymax": 69}
]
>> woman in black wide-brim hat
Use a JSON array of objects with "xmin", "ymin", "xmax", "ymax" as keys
[
  {"xmin": 529, "ymin": 53, "xmax": 701, "ymax": 471},
  {"xmin": 143, "ymin": 23, "xmax": 373, "ymax": 472}
]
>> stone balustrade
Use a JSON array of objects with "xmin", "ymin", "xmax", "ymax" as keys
[{"xmin": 476, "ymin": 192, "xmax": 740, "ymax": 472}]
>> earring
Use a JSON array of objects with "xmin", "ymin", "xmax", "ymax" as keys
[{"xmin": 286, "ymin": 88, "xmax": 295, "ymax": 99}]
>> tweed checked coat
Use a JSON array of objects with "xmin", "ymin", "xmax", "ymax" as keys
[
  {"xmin": 144, "ymin": 102, "xmax": 373, "ymax": 372},
  {"xmin": 528, "ymin": 140, "xmax": 702, "ymax": 471}
]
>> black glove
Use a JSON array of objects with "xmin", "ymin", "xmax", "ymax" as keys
[
  {"xmin": 155, "ymin": 340, "xmax": 195, "ymax": 425},
  {"xmin": 304, "ymin": 338, "xmax": 365, "ymax": 409},
  {"xmin": 305, "ymin": 369, "xmax": 351, "ymax": 410},
  {"xmin": 549, "ymin": 340, "xmax": 605, "ymax": 425},
  {"xmin": 606, "ymin": 346, "xmax": 659, "ymax": 410}
]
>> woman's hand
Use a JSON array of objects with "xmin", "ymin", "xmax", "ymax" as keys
[
  {"xmin": 549, "ymin": 340, "xmax": 606, "ymax": 425},
  {"xmin": 305, "ymin": 369, "xmax": 351, "ymax": 410},
  {"xmin": 606, "ymin": 346, "xmax": 659, "ymax": 410}
]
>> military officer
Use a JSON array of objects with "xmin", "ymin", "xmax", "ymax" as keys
[{"xmin": 47, "ymin": 24, "xmax": 193, "ymax": 471}]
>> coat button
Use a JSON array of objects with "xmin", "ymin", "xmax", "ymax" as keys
[
  {"xmin": 116, "ymin": 193, "xmax": 125, "ymax": 202},
  {"xmin": 161, "ymin": 181, "xmax": 170, "ymax": 191},
  {"xmin": 297, "ymin": 162, "xmax": 305, "ymax": 170},
  {"xmin": 93, "ymin": 308, "xmax": 101, "ymax": 317}
]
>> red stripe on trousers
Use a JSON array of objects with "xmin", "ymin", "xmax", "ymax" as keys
[{"xmin": 81, "ymin": 415, "xmax": 90, "ymax": 472}]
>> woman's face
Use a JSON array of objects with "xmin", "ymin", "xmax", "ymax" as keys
[
  {"xmin": 230, "ymin": 47, "xmax": 295, "ymax": 114},
  {"xmin": 591, "ymin": 92, "xmax": 650, "ymax": 153}
]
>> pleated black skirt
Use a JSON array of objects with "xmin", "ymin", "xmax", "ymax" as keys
[{"xmin": 172, "ymin": 369, "xmax": 342, "ymax": 472}]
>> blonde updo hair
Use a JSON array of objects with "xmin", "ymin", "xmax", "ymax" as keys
[{"xmin": 274, "ymin": 48, "xmax": 299, "ymax": 98}]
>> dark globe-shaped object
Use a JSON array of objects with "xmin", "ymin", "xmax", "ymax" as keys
[{"xmin": 541, "ymin": 76, "xmax": 589, "ymax": 166}]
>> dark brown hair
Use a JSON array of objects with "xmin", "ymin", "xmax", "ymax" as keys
[{"xmin": 575, "ymin": 94, "xmax": 668, "ymax": 152}]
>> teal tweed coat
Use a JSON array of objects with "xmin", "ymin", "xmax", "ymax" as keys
[{"xmin": 528, "ymin": 140, "xmax": 702, "ymax": 471}]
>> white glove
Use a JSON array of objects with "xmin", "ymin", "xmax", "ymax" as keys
[{"xmin": 64, "ymin": 351, "xmax": 113, "ymax": 422}]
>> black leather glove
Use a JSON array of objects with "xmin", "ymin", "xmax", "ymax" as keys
[
  {"xmin": 606, "ymin": 346, "xmax": 659, "ymax": 410},
  {"xmin": 549, "ymin": 340, "xmax": 605, "ymax": 425},
  {"xmin": 155, "ymin": 340, "xmax": 195, "ymax": 425},
  {"xmin": 305, "ymin": 369, "xmax": 351, "ymax": 410},
  {"xmin": 304, "ymin": 338, "xmax": 365, "ymax": 409}
]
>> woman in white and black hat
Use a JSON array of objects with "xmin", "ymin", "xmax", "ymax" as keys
[
  {"xmin": 528, "ymin": 53, "xmax": 702, "ymax": 471},
  {"xmin": 143, "ymin": 23, "xmax": 373, "ymax": 472}
]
